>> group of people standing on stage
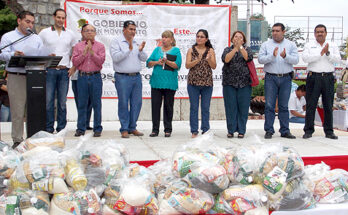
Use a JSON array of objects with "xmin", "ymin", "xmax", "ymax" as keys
[{"xmin": 0, "ymin": 8, "xmax": 342, "ymax": 148}]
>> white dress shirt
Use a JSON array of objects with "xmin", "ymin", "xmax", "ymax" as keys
[
  {"xmin": 302, "ymin": 40, "xmax": 341, "ymax": 73},
  {"xmin": 39, "ymin": 26, "xmax": 78, "ymax": 67},
  {"xmin": 288, "ymin": 91, "xmax": 306, "ymax": 118}
]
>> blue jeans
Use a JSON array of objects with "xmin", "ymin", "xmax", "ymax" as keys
[
  {"xmin": 187, "ymin": 84, "xmax": 213, "ymax": 134},
  {"xmin": 46, "ymin": 68, "xmax": 69, "ymax": 132},
  {"xmin": 72, "ymin": 80, "xmax": 92, "ymax": 127},
  {"xmin": 76, "ymin": 73, "xmax": 103, "ymax": 132},
  {"xmin": 223, "ymin": 85, "xmax": 251, "ymax": 135},
  {"xmin": 0, "ymin": 104, "xmax": 11, "ymax": 122},
  {"xmin": 264, "ymin": 73, "xmax": 292, "ymax": 135},
  {"xmin": 114, "ymin": 73, "xmax": 142, "ymax": 133},
  {"xmin": 289, "ymin": 117, "xmax": 305, "ymax": 124}
]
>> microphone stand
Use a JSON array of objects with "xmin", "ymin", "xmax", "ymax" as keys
[{"xmin": 0, "ymin": 32, "xmax": 33, "ymax": 53}]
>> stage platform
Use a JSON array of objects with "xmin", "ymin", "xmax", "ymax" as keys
[{"xmin": 1, "ymin": 120, "xmax": 348, "ymax": 162}]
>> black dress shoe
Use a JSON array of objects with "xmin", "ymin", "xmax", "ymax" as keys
[
  {"xmin": 74, "ymin": 130, "xmax": 85, "ymax": 137},
  {"xmin": 12, "ymin": 142, "xmax": 21, "ymax": 149},
  {"xmin": 93, "ymin": 131, "xmax": 102, "ymax": 137},
  {"xmin": 149, "ymin": 132, "xmax": 158, "ymax": 137},
  {"xmin": 325, "ymin": 133, "xmax": 338, "ymax": 139},
  {"xmin": 303, "ymin": 133, "xmax": 312, "ymax": 139},
  {"xmin": 281, "ymin": 132, "xmax": 296, "ymax": 139},
  {"xmin": 264, "ymin": 132, "xmax": 273, "ymax": 139},
  {"xmin": 238, "ymin": 133, "xmax": 245, "ymax": 139},
  {"xmin": 86, "ymin": 126, "xmax": 93, "ymax": 130},
  {"xmin": 164, "ymin": 132, "xmax": 171, "ymax": 137}
]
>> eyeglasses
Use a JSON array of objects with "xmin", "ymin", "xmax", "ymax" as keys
[
  {"xmin": 196, "ymin": 36, "xmax": 206, "ymax": 39},
  {"xmin": 83, "ymin": 30, "xmax": 96, "ymax": 33}
]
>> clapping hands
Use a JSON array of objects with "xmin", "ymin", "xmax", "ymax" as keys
[
  {"xmin": 83, "ymin": 40, "xmax": 93, "ymax": 55},
  {"xmin": 273, "ymin": 47, "xmax": 286, "ymax": 58},
  {"xmin": 206, "ymin": 49, "xmax": 213, "ymax": 60},
  {"xmin": 321, "ymin": 43, "xmax": 329, "ymax": 56},
  {"xmin": 157, "ymin": 57, "xmax": 167, "ymax": 66}
]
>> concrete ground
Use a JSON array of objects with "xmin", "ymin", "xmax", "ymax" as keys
[{"xmin": 1, "ymin": 120, "xmax": 348, "ymax": 161}]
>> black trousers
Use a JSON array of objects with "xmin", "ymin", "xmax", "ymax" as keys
[
  {"xmin": 304, "ymin": 72, "xmax": 335, "ymax": 135},
  {"xmin": 151, "ymin": 88, "xmax": 176, "ymax": 133}
]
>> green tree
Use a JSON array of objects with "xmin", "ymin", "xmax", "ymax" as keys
[
  {"xmin": 0, "ymin": 6, "xmax": 17, "ymax": 38},
  {"xmin": 284, "ymin": 27, "xmax": 305, "ymax": 48},
  {"xmin": 267, "ymin": 25, "xmax": 305, "ymax": 48},
  {"xmin": 339, "ymin": 36, "xmax": 348, "ymax": 60}
]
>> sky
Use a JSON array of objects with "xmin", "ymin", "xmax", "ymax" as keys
[{"xmin": 235, "ymin": 0, "xmax": 347, "ymax": 43}]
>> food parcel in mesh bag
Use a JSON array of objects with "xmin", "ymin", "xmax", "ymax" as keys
[
  {"xmin": 61, "ymin": 149, "xmax": 88, "ymax": 191},
  {"xmin": 208, "ymin": 184, "xmax": 268, "ymax": 215},
  {"xmin": 102, "ymin": 163, "xmax": 158, "ymax": 215},
  {"xmin": 5, "ymin": 146, "xmax": 68, "ymax": 195},
  {"xmin": 78, "ymin": 140, "xmax": 129, "ymax": 196},
  {"xmin": 0, "ymin": 147, "xmax": 22, "ymax": 180},
  {"xmin": 22, "ymin": 146, "xmax": 67, "ymax": 194},
  {"xmin": 258, "ymin": 145, "xmax": 305, "ymax": 209},
  {"xmin": 223, "ymin": 145, "xmax": 268, "ymax": 185},
  {"xmin": 0, "ymin": 190, "xmax": 50, "ymax": 215},
  {"xmin": 148, "ymin": 159, "xmax": 176, "ymax": 195},
  {"xmin": 305, "ymin": 162, "xmax": 348, "ymax": 203},
  {"xmin": 223, "ymin": 143, "xmax": 308, "ymax": 211},
  {"xmin": 275, "ymin": 177, "xmax": 316, "ymax": 211},
  {"xmin": 158, "ymin": 178, "xmax": 214, "ymax": 215},
  {"xmin": 0, "ymin": 140, "xmax": 8, "ymax": 151},
  {"xmin": 172, "ymin": 133, "xmax": 229, "ymax": 194},
  {"xmin": 50, "ymin": 188, "xmax": 102, "ymax": 215},
  {"xmin": 15, "ymin": 129, "xmax": 66, "ymax": 153}
]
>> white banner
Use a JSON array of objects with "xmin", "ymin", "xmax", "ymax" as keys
[{"xmin": 63, "ymin": 0, "xmax": 231, "ymax": 98}]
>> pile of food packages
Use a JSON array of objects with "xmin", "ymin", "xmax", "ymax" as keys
[
  {"xmin": 333, "ymin": 97, "xmax": 348, "ymax": 110},
  {"xmin": 319, "ymin": 95, "xmax": 348, "ymax": 110},
  {"xmin": 1, "ymin": 131, "xmax": 348, "ymax": 215}
]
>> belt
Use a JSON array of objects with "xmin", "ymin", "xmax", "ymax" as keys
[
  {"xmin": 308, "ymin": 71, "xmax": 333, "ymax": 76},
  {"xmin": 115, "ymin": 72, "xmax": 140, "ymax": 76},
  {"xmin": 54, "ymin": 66, "xmax": 68, "ymax": 70},
  {"xmin": 266, "ymin": 72, "xmax": 291, "ymax": 77},
  {"xmin": 8, "ymin": 72, "xmax": 26, "ymax": 76},
  {"xmin": 79, "ymin": 71, "xmax": 100, "ymax": 76}
]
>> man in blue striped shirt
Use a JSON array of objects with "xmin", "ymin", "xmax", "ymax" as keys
[{"xmin": 258, "ymin": 23, "xmax": 299, "ymax": 139}]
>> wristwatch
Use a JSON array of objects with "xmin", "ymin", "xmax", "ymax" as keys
[
  {"xmin": 240, "ymin": 46, "xmax": 243, "ymax": 50},
  {"xmin": 326, "ymin": 51, "xmax": 330, "ymax": 56}
]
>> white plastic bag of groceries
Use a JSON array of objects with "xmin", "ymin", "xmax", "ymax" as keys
[{"xmin": 16, "ymin": 129, "xmax": 67, "ymax": 153}]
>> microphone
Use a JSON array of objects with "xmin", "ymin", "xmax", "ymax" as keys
[
  {"xmin": 26, "ymin": 28, "xmax": 35, "ymax": 35},
  {"xmin": 0, "ymin": 28, "xmax": 35, "ymax": 52}
]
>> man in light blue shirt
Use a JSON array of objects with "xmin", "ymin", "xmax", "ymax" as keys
[
  {"xmin": 0, "ymin": 11, "xmax": 43, "ymax": 148},
  {"xmin": 110, "ymin": 20, "xmax": 147, "ymax": 138},
  {"xmin": 258, "ymin": 23, "xmax": 299, "ymax": 139}
]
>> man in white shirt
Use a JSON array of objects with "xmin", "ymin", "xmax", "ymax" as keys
[
  {"xmin": 302, "ymin": 24, "xmax": 341, "ymax": 139},
  {"xmin": 288, "ymin": 84, "xmax": 306, "ymax": 123},
  {"xmin": 39, "ymin": 9, "xmax": 78, "ymax": 133},
  {"xmin": 0, "ymin": 11, "xmax": 44, "ymax": 148}
]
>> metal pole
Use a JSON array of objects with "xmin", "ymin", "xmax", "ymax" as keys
[{"xmin": 246, "ymin": 0, "xmax": 251, "ymax": 46}]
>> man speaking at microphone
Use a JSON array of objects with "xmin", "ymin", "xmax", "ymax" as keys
[{"xmin": 0, "ymin": 11, "xmax": 43, "ymax": 149}]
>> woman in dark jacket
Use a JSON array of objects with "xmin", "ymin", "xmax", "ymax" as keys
[{"xmin": 222, "ymin": 31, "xmax": 253, "ymax": 138}]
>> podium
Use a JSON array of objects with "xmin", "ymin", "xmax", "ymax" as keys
[{"xmin": 8, "ymin": 56, "xmax": 62, "ymax": 137}]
